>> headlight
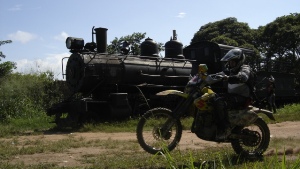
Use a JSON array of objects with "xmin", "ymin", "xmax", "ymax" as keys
[{"xmin": 66, "ymin": 37, "xmax": 84, "ymax": 50}]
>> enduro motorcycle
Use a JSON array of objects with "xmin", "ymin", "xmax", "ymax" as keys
[{"xmin": 136, "ymin": 64, "xmax": 275, "ymax": 156}]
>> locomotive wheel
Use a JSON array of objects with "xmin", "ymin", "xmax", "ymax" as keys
[
  {"xmin": 136, "ymin": 107, "xmax": 182, "ymax": 155},
  {"xmin": 231, "ymin": 118, "xmax": 270, "ymax": 156}
]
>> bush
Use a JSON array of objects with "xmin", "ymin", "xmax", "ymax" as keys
[{"xmin": 0, "ymin": 71, "xmax": 69, "ymax": 122}]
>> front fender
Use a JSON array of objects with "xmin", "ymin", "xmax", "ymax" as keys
[{"xmin": 156, "ymin": 90, "xmax": 188, "ymax": 98}]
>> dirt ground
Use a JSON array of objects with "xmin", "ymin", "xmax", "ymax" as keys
[{"xmin": 3, "ymin": 121, "xmax": 300, "ymax": 167}]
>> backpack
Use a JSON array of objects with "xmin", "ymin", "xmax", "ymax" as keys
[{"xmin": 246, "ymin": 68, "xmax": 257, "ymax": 97}]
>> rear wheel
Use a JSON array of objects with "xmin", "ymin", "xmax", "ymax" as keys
[
  {"xmin": 231, "ymin": 118, "xmax": 270, "ymax": 156},
  {"xmin": 136, "ymin": 108, "xmax": 182, "ymax": 154}
]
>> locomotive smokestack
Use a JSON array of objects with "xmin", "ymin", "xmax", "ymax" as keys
[
  {"xmin": 94, "ymin": 27, "xmax": 108, "ymax": 53},
  {"xmin": 173, "ymin": 30, "xmax": 177, "ymax": 40}
]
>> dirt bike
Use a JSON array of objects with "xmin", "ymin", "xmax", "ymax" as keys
[{"xmin": 136, "ymin": 64, "xmax": 275, "ymax": 156}]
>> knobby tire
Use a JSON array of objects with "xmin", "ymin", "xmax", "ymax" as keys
[
  {"xmin": 231, "ymin": 118, "xmax": 270, "ymax": 156},
  {"xmin": 136, "ymin": 107, "xmax": 182, "ymax": 155}
]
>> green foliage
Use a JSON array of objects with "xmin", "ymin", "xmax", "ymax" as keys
[
  {"xmin": 107, "ymin": 32, "xmax": 164, "ymax": 55},
  {"xmin": 258, "ymin": 13, "xmax": 300, "ymax": 59},
  {"xmin": 0, "ymin": 116, "xmax": 55, "ymax": 137},
  {"xmin": 0, "ymin": 71, "xmax": 67, "ymax": 122},
  {"xmin": 191, "ymin": 14, "xmax": 300, "ymax": 86},
  {"xmin": 107, "ymin": 32, "xmax": 147, "ymax": 55},
  {"xmin": 257, "ymin": 13, "xmax": 300, "ymax": 87},
  {"xmin": 0, "ymin": 40, "xmax": 15, "ymax": 78},
  {"xmin": 0, "ymin": 40, "xmax": 12, "ymax": 60},
  {"xmin": 210, "ymin": 35, "xmax": 239, "ymax": 46},
  {"xmin": 191, "ymin": 17, "xmax": 255, "ymax": 48},
  {"xmin": 0, "ymin": 61, "xmax": 16, "ymax": 78},
  {"xmin": 272, "ymin": 103, "xmax": 300, "ymax": 123}
]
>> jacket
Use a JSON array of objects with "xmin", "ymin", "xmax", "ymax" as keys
[{"xmin": 224, "ymin": 64, "xmax": 251, "ymax": 98}]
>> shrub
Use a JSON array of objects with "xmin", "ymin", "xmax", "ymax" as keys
[{"xmin": 0, "ymin": 71, "xmax": 69, "ymax": 122}]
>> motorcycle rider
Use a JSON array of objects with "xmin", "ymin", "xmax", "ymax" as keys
[
  {"xmin": 214, "ymin": 48, "xmax": 252, "ymax": 140},
  {"xmin": 266, "ymin": 75, "xmax": 277, "ymax": 113}
]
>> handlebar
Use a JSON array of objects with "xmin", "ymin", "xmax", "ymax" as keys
[
  {"xmin": 186, "ymin": 73, "xmax": 225, "ymax": 88},
  {"xmin": 204, "ymin": 74, "xmax": 225, "ymax": 85}
]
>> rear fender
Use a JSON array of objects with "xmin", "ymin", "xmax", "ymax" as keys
[
  {"xmin": 251, "ymin": 107, "xmax": 276, "ymax": 121},
  {"xmin": 156, "ymin": 90, "xmax": 188, "ymax": 98}
]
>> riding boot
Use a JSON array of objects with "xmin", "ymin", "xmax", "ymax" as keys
[
  {"xmin": 214, "ymin": 98, "xmax": 231, "ymax": 140},
  {"xmin": 216, "ymin": 127, "xmax": 231, "ymax": 141},
  {"xmin": 215, "ymin": 116, "xmax": 231, "ymax": 141}
]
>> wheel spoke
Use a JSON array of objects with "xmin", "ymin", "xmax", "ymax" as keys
[
  {"xmin": 136, "ymin": 108, "xmax": 182, "ymax": 154},
  {"xmin": 142, "ymin": 113, "xmax": 176, "ymax": 149},
  {"xmin": 231, "ymin": 118, "xmax": 270, "ymax": 156}
]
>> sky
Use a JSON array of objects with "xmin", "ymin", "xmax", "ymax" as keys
[{"xmin": 1, "ymin": 0, "xmax": 299, "ymax": 80}]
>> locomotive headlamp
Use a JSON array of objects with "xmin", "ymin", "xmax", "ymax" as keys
[{"xmin": 66, "ymin": 37, "xmax": 84, "ymax": 50}]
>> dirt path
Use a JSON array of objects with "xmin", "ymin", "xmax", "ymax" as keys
[
  {"xmin": 3, "ymin": 121, "xmax": 300, "ymax": 167},
  {"xmin": 13, "ymin": 121, "xmax": 300, "ymax": 145}
]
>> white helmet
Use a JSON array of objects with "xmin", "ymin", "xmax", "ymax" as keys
[{"xmin": 221, "ymin": 48, "xmax": 245, "ymax": 72}]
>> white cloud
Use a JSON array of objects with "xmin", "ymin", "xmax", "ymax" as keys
[
  {"xmin": 54, "ymin": 31, "xmax": 69, "ymax": 41},
  {"xmin": 14, "ymin": 52, "xmax": 70, "ymax": 80},
  {"xmin": 176, "ymin": 12, "xmax": 186, "ymax": 18},
  {"xmin": 8, "ymin": 4, "xmax": 22, "ymax": 11},
  {"xmin": 8, "ymin": 31, "xmax": 37, "ymax": 44}
]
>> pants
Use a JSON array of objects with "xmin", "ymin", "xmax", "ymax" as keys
[
  {"xmin": 214, "ymin": 93, "xmax": 249, "ymax": 129},
  {"xmin": 268, "ymin": 94, "xmax": 277, "ymax": 113}
]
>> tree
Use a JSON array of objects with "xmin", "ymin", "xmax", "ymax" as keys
[
  {"xmin": 0, "ymin": 40, "xmax": 12, "ymax": 60},
  {"xmin": 257, "ymin": 13, "xmax": 300, "ymax": 61},
  {"xmin": 0, "ymin": 40, "xmax": 16, "ymax": 78},
  {"xmin": 107, "ymin": 32, "xmax": 146, "ymax": 55},
  {"xmin": 107, "ymin": 32, "xmax": 164, "ymax": 55},
  {"xmin": 0, "ymin": 61, "xmax": 16, "ymax": 78},
  {"xmin": 257, "ymin": 13, "xmax": 300, "ymax": 87},
  {"xmin": 191, "ymin": 17, "xmax": 260, "ymax": 66},
  {"xmin": 191, "ymin": 17, "xmax": 255, "ymax": 49}
]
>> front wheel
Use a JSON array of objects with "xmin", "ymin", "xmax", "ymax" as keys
[
  {"xmin": 136, "ymin": 107, "xmax": 182, "ymax": 155},
  {"xmin": 231, "ymin": 118, "xmax": 270, "ymax": 156}
]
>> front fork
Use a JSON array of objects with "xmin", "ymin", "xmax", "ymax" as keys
[{"xmin": 160, "ymin": 96, "xmax": 195, "ymax": 137}]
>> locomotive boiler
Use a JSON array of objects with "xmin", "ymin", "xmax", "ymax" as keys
[{"xmin": 47, "ymin": 27, "xmax": 193, "ymax": 127}]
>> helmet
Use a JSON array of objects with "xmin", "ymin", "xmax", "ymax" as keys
[
  {"xmin": 221, "ymin": 48, "xmax": 245, "ymax": 72},
  {"xmin": 268, "ymin": 75, "xmax": 275, "ymax": 82}
]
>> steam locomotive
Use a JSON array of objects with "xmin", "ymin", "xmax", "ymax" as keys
[
  {"xmin": 47, "ymin": 26, "xmax": 298, "ymax": 127},
  {"xmin": 48, "ymin": 27, "xmax": 194, "ymax": 127}
]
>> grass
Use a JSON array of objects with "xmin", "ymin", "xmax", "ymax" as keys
[
  {"xmin": 0, "ymin": 114, "xmax": 55, "ymax": 138},
  {"xmin": 0, "ymin": 136, "xmax": 138, "ymax": 160},
  {"xmin": 0, "ymin": 103, "xmax": 299, "ymax": 136},
  {"xmin": 0, "ymin": 137, "xmax": 299, "ymax": 168},
  {"xmin": 271, "ymin": 103, "xmax": 300, "ymax": 122},
  {"xmin": 79, "ymin": 103, "xmax": 300, "ymax": 132},
  {"xmin": 0, "ymin": 103, "xmax": 300, "ymax": 168}
]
